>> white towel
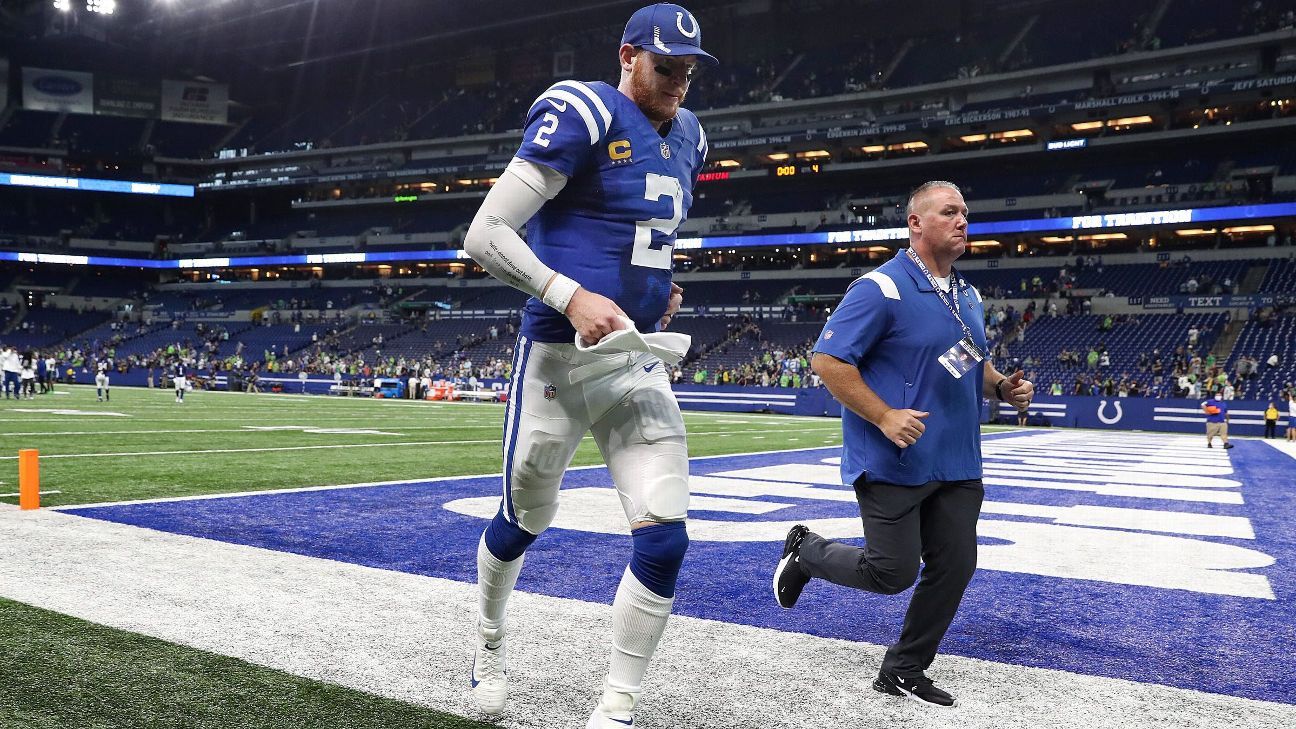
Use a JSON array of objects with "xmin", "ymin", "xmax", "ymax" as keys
[{"xmin": 569, "ymin": 317, "xmax": 691, "ymax": 384}]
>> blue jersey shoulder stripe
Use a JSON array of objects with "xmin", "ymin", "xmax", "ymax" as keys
[
  {"xmin": 552, "ymin": 81, "xmax": 613, "ymax": 133},
  {"xmin": 526, "ymin": 82, "xmax": 606, "ymax": 144}
]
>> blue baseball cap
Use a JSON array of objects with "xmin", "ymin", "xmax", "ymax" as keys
[{"xmin": 621, "ymin": 3, "xmax": 719, "ymax": 66}]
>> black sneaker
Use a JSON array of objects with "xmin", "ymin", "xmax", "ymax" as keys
[
  {"xmin": 773, "ymin": 524, "xmax": 811, "ymax": 608},
  {"xmin": 1223, "ymin": 442, "xmax": 1235, "ymax": 449},
  {"xmin": 872, "ymin": 670, "xmax": 956, "ymax": 707}
]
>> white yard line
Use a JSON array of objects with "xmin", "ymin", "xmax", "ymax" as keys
[
  {"xmin": 0, "ymin": 425, "xmax": 506, "ymax": 437},
  {"xmin": 48, "ymin": 445, "xmax": 841, "ymax": 511},
  {"xmin": 0, "ymin": 509, "xmax": 1289, "ymax": 729},
  {"xmin": 0, "ymin": 416, "xmax": 504, "ymax": 423},
  {"xmin": 0, "ymin": 428, "xmax": 836, "ymax": 461},
  {"xmin": 47, "ymin": 384, "xmax": 857, "ymax": 422},
  {"xmin": 0, "ymin": 423, "xmax": 835, "ymax": 438},
  {"xmin": 0, "ymin": 439, "xmax": 500, "ymax": 460}
]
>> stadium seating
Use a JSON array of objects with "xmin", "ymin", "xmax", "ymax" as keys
[
  {"xmin": 7, "ymin": 307, "xmax": 112, "ymax": 349},
  {"xmin": 149, "ymin": 120, "xmax": 234, "ymax": 159},
  {"xmin": 998, "ymin": 312, "xmax": 1228, "ymax": 396},
  {"xmin": 1223, "ymin": 314, "xmax": 1296, "ymax": 400},
  {"xmin": 0, "ymin": 110, "xmax": 57, "ymax": 149},
  {"xmin": 967, "ymin": 259, "xmax": 1254, "ymax": 298},
  {"xmin": 683, "ymin": 320, "xmax": 822, "ymax": 382},
  {"xmin": 234, "ymin": 324, "xmax": 333, "ymax": 362}
]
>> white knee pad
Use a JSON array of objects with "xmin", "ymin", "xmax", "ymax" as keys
[
  {"xmin": 507, "ymin": 430, "xmax": 575, "ymax": 534},
  {"xmin": 599, "ymin": 387, "xmax": 690, "ymax": 524},
  {"xmin": 639, "ymin": 436, "xmax": 689, "ymax": 522}
]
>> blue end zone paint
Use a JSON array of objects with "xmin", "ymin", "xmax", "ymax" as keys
[{"xmin": 65, "ymin": 433, "xmax": 1294, "ymax": 704}]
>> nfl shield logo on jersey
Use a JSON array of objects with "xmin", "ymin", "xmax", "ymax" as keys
[
  {"xmin": 543, "ymin": 384, "xmax": 557, "ymax": 400},
  {"xmin": 659, "ymin": 141, "xmax": 671, "ymax": 159}
]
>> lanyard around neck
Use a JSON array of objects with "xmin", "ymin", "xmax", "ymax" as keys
[{"xmin": 905, "ymin": 248, "xmax": 972, "ymax": 340}]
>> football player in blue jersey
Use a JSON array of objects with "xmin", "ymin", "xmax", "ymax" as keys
[
  {"xmin": 462, "ymin": 4, "xmax": 717, "ymax": 727},
  {"xmin": 173, "ymin": 362, "xmax": 187, "ymax": 403}
]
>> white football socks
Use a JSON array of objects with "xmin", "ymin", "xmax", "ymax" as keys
[
  {"xmin": 600, "ymin": 566, "xmax": 675, "ymax": 712},
  {"xmin": 476, "ymin": 531, "xmax": 525, "ymax": 645}
]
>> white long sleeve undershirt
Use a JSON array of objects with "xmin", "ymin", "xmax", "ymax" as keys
[{"xmin": 462, "ymin": 157, "xmax": 579, "ymax": 312}]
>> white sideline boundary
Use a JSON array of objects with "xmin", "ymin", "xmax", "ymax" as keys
[
  {"xmin": 1262, "ymin": 440, "xmax": 1296, "ymax": 461},
  {"xmin": 0, "ymin": 426, "xmax": 838, "ymax": 462},
  {"xmin": 0, "ymin": 508, "xmax": 1291, "ymax": 729},
  {"xmin": 48, "ymin": 444, "xmax": 844, "ymax": 511}
]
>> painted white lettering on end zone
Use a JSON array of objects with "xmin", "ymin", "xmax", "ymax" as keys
[{"xmin": 445, "ymin": 431, "xmax": 1274, "ymax": 599}]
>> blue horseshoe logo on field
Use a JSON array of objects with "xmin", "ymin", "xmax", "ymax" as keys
[{"xmin": 1097, "ymin": 399, "xmax": 1123, "ymax": 425}]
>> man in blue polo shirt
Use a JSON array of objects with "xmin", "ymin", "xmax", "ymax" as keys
[
  {"xmin": 772, "ymin": 181, "xmax": 1033, "ymax": 708},
  {"xmin": 1201, "ymin": 395, "xmax": 1233, "ymax": 448}
]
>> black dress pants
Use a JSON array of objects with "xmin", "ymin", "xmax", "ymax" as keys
[{"xmin": 798, "ymin": 477, "xmax": 984, "ymax": 677}]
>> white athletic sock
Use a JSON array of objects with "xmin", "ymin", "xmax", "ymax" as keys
[
  {"xmin": 476, "ymin": 531, "xmax": 524, "ymax": 645},
  {"xmin": 601, "ymin": 566, "xmax": 675, "ymax": 709}
]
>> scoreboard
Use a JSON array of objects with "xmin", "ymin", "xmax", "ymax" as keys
[{"xmin": 773, "ymin": 163, "xmax": 824, "ymax": 177}]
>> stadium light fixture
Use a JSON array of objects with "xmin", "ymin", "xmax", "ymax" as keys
[
  {"xmin": 889, "ymin": 141, "xmax": 928, "ymax": 151},
  {"xmin": 1175, "ymin": 228, "xmax": 1218, "ymax": 237},
  {"xmin": 1107, "ymin": 115, "xmax": 1153, "ymax": 128},
  {"xmin": 795, "ymin": 150, "xmax": 831, "ymax": 159},
  {"xmin": 992, "ymin": 129, "xmax": 1034, "ymax": 140},
  {"xmin": 86, "ymin": 0, "xmax": 116, "ymax": 15},
  {"xmin": 969, "ymin": 240, "xmax": 1002, "ymax": 247},
  {"xmin": 1070, "ymin": 121, "xmax": 1104, "ymax": 131},
  {"xmin": 714, "ymin": 159, "xmax": 741, "ymax": 167},
  {"xmin": 1041, "ymin": 236, "xmax": 1075, "ymax": 243},
  {"xmin": 1078, "ymin": 233, "xmax": 1128, "ymax": 241},
  {"xmin": 53, "ymin": 0, "xmax": 71, "ymax": 11},
  {"xmin": 959, "ymin": 134, "xmax": 988, "ymax": 143},
  {"xmin": 1222, "ymin": 225, "xmax": 1275, "ymax": 234},
  {"xmin": 766, "ymin": 152, "xmax": 790, "ymax": 161},
  {"xmin": 858, "ymin": 145, "xmax": 886, "ymax": 154}
]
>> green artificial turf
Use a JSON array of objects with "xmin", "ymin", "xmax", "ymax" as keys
[
  {"xmin": 0, "ymin": 385, "xmax": 848, "ymax": 507},
  {"xmin": 0, "ymin": 597, "xmax": 493, "ymax": 729}
]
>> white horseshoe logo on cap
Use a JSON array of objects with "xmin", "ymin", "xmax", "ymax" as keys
[
  {"xmin": 676, "ymin": 11, "xmax": 698, "ymax": 38},
  {"xmin": 1097, "ymin": 399, "xmax": 1123, "ymax": 425}
]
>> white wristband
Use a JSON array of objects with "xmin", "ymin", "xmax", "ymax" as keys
[{"xmin": 541, "ymin": 274, "xmax": 581, "ymax": 314}]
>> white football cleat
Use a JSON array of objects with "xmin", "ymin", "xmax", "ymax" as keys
[
  {"xmin": 587, "ymin": 688, "xmax": 637, "ymax": 728},
  {"xmin": 470, "ymin": 638, "xmax": 507, "ymax": 715}
]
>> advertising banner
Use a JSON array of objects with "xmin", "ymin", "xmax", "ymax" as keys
[
  {"xmin": 22, "ymin": 67, "xmax": 94, "ymax": 114},
  {"xmin": 160, "ymin": 80, "xmax": 228, "ymax": 124},
  {"xmin": 95, "ymin": 76, "xmax": 160, "ymax": 118}
]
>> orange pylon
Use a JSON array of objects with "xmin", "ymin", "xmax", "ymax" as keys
[{"xmin": 18, "ymin": 449, "xmax": 39, "ymax": 510}]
